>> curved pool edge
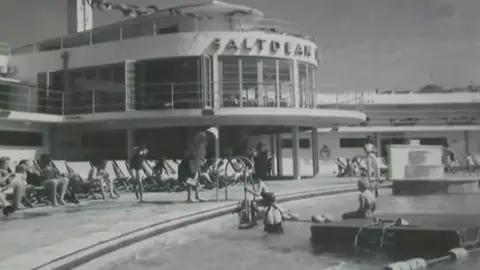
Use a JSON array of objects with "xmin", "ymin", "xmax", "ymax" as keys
[{"xmin": 35, "ymin": 185, "xmax": 361, "ymax": 270}]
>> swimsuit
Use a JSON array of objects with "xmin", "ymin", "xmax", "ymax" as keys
[
  {"xmin": 264, "ymin": 204, "xmax": 284, "ymax": 234},
  {"xmin": 129, "ymin": 150, "xmax": 146, "ymax": 171}
]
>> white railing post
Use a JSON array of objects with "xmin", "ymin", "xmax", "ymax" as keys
[
  {"xmin": 170, "ymin": 83, "xmax": 174, "ymax": 109},
  {"xmin": 92, "ymin": 89, "xmax": 96, "ymax": 113},
  {"xmin": 62, "ymin": 93, "xmax": 65, "ymax": 115},
  {"xmin": 27, "ymin": 87, "xmax": 31, "ymax": 112}
]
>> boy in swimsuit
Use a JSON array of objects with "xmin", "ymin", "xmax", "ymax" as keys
[
  {"xmin": 342, "ymin": 179, "xmax": 377, "ymax": 220},
  {"xmin": 262, "ymin": 192, "xmax": 297, "ymax": 234}
]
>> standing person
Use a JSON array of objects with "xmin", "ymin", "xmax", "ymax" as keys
[
  {"xmin": 179, "ymin": 131, "xmax": 207, "ymax": 202},
  {"xmin": 364, "ymin": 136, "xmax": 380, "ymax": 196},
  {"xmin": 254, "ymin": 142, "xmax": 268, "ymax": 180},
  {"xmin": 129, "ymin": 144, "xmax": 148, "ymax": 202}
]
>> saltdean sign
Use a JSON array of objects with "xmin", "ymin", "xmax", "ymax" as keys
[{"xmin": 211, "ymin": 38, "xmax": 316, "ymax": 59}]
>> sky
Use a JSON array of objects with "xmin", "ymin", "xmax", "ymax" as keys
[{"xmin": 0, "ymin": 0, "xmax": 479, "ymax": 92}]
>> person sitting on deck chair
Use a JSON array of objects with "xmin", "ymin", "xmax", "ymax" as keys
[
  {"xmin": 0, "ymin": 158, "xmax": 27, "ymax": 216},
  {"xmin": 152, "ymin": 157, "xmax": 177, "ymax": 191},
  {"xmin": 37, "ymin": 155, "xmax": 69, "ymax": 206},
  {"xmin": 342, "ymin": 179, "xmax": 376, "ymax": 220},
  {"xmin": 88, "ymin": 158, "xmax": 117, "ymax": 200}
]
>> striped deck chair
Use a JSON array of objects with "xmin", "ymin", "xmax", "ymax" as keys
[
  {"xmin": 66, "ymin": 161, "xmax": 101, "ymax": 199},
  {"xmin": 112, "ymin": 160, "xmax": 132, "ymax": 190}
]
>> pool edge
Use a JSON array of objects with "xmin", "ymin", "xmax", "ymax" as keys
[{"xmin": 35, "ymin": 186, "xmax": 360, "ymax": 270}]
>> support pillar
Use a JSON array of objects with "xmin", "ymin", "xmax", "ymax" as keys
[
  {"xmin": 214, "ymin": 126, "xmax": 221, "ymax": 160},
  {"xmin": 374, "ymin": 132, "xmax": 381, "ymax": 157},
  {"xmin": 311, "ymin": 128, "xmax": 319, "ymax": 176},
  {"xmin": 464, "ymin": 131, "xmax": 470, "ymax": 155},
  {"xmin": 127, "ymin": 128, "xmax": 135, "ymax": 159},
  {"xmin": 269, "ymin": 134, "xmax": 277, "ymax": 175},
  {"xmin": 275, "ymin": 133, "xmax": 283, "ymax": 176},
  {"xmin": 292, "ymin": 126, "xmax": 300, "ymax": 180}
]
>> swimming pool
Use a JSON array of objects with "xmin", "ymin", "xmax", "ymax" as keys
[{"xmin": 100, "ymin": 190, "xmax": 480, "ymax": 270}]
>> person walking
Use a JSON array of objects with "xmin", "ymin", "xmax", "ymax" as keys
[
  {"xmin": 179, "ymin": 131, "xmax": 208, "ymax": 202},
  {"xmin": 129, "ymin": 144, "xmax": 148, "ymax": 202}
]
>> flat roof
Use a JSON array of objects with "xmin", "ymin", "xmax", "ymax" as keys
[{"xmin": 12, "ymin": 0, "xmax": 267, "ymax": 50}]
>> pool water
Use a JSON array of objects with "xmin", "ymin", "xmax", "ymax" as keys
[{"xmin": 103, "ymin": 190, "xmax": 480, "ymax": 270}]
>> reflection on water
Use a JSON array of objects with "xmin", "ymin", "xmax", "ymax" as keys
[{"xmin": 104, "ymin": 191, "xmax": 480, "ymax": 270}]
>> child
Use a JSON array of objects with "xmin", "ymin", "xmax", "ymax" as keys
[
  {"xmin": 342, "ymin": 179, "xmax": 376, "ymax": 220},
  {"xmin": 262, "ymin": 192, "xmax": 298, "ymax": 234}
]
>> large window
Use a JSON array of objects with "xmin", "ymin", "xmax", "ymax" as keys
[
  {"xmin": 220, "ymin": 57, "xmax": 240, "ymax": 107},
  {"xmin": 66, "ymin": 63, "xmax": 126, "ymax": 114},
  {"xmin": 299, "ymin": 62, "xmax": 315, "ymax": 108},
  {"xmin": 0, "ymin": 131, "xmax": 43, "ymax": 147},
  {"xmin": 263, "ymin": 59, "xmax": 277, "ymax": 107},
  {"xmin": 340, "ymin": 138, "xmax": 365, "ymax": 148},
  {"xmin": 136, "ymin": 57, "xmax": 201, "ymax": 110},
  {"xmin": 241, "ymin": 58, "xmax": 258, "ymax": 107},
  {"xmin": 278, "ymin": 60, "xmax": 292, "ymax": 107},
  {"xmin": 282, "ymin": 138, "xmax": 311, "ymax": 149},
  {"xmin": 419, "ymin": 137, "xmax": 447, "ymax": 146}
]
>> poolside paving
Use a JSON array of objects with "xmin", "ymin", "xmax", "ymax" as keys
[{"xmin": 0, "ymin": 177, "xmax": 357, "ymax": 268}]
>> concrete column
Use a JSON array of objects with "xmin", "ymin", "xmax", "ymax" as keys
[
  {"xmin": 292, "ymin": 126, "xmax": 300, "ymax": 180},
  {"xmin": 269, "ymin": 134, "xmax": 277, "ymax": 175},
  {"xmin": 464, "ymin": 131, "xmax": 470, "ymax": 155},
  {"xmin": 214, "ymin": 126, "xmax": 221, "ymax": 160},
  {"xmin": 275, "ymin": 133, "xmax": 283, "ymax": 176},
  {"xmin": 127, "ymin": 128, "xmax": 135, "ymax": 159},
  {"xmin": 311, "ymin": 127, "xmax": 319, "ymax": 176},
  {"xmin": 67, "ymin": 0, "xmax": 93, "ymax": 34},
  {"xmin": 375, "ymin": 132, "xmax": 381, "ymax": 157},
  {"xmin": 212, "ymin": 54, "xmax": 220, "ymax": 108}
]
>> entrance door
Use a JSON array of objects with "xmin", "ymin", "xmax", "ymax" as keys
[
  {"xmin": 380, "ymin": 137, "xmax": 406, "ymax": 159},
  {"xmin": 200, "ymin": 55, "xmax": 213, "ymax": 108}
]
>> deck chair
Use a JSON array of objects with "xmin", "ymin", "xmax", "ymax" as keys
[
  {"xmin": 112, "ymin": 160, "xmax": 132, "ymax": 190},
  {"xmin": 104, "ymin": 161, "xmax": 126, "ymax": 192},
  {"xmin": 66, "ymin": 161, "xmax": 101, "ymax": 199},
  {"xmin": 466, "ymin": 155, "xmax": 480, "ymax": 175}
]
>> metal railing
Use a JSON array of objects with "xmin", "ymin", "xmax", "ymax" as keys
[
  {"xmin": 213, "ymin": 156, "xmax": 254, "ymax": 202},
  {"xmin": 12, "ymin": 16, "xmax": 313, "ymax": 55},
  {"xmin": 1, "ymin": 81, "xmax": 336, "ymax": 115}
]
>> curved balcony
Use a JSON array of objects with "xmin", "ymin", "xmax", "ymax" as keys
[
  {"xmin": 0, "ymin": 82, "xmax": 364, "ymax": 116},
  {"xmin": 12, "ymin": 15, "xmax": 313, "ymax": 55}
]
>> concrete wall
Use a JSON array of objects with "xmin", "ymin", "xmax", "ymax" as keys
[
  {"xmin": 247, "ymin": 130, "xmax": 480, "ymax": 177},
  {"xmin": 9, "ymin": 31, "xmax": 318, "ymax": 83},
  {"xmin": 0, "ymin": 121, "xmax": 50, "ymax": 161}
]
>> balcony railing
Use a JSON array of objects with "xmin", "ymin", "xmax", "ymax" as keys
[
  {"xmin": 12, "ymin": 16, "xmax": 313, "ymax": 55},
  {"xmin": 0, "ymin": 82, "xmax": 364, "ymax": 116}
]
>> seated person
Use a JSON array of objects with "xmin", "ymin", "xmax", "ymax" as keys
[
  {"xmin": 89, "ymin": 158, "xmax": 117, "ymax": 200},
  {"xmin": 0, "ymin": 158, "xmax": 27, "ymax": 215},
  {"xmin": 198, "ymin": 158, "xmax": 215, "ymax": 186},
  {"xmin": 262, "ymin": 192, "xmax": 297, "ymax": 234},
  {"xmin": 244, "ymin": 179, "xmax": 271, "ymax": 206},
  {"xmin": 35, "ymin": 156, "xmax": 69, "ymax": 206},
  {"xmin": 342, "ymin": 179, "xmax": 376, "ymax": 220},
  {"xmin": 152, "ymin": 157, "xmax": 177, "ymax": 189}
]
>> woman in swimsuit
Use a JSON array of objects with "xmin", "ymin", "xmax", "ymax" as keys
[{"xmin": 129, "ymin": 144, "xmax": 148, "ymax": 202}]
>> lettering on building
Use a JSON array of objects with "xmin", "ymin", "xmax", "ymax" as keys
[{"xmin": 211, "ymin": 38, "xmax": 315, "ymax": 59}]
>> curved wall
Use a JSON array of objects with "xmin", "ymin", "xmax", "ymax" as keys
[{"xmin": 9, "ymin": 31, "xmax": 319, "ymax": 83}]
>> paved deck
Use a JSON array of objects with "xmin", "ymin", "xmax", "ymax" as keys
[{"xmin": 0, "ymin": 178, "xmax": 357, "ymax": 268}]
